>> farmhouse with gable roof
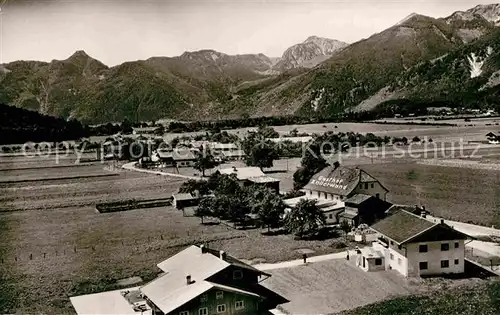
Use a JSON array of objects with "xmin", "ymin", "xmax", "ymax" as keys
[
  {"xmin": 70, "ymin": 245, "xmax": 287, "ymax": 315},
  {"xmin": 141, "ymin": 245, "xmax": 287, "ymax": 315},
  {"xmin": 367, "ymin": 207, "xmax": 471, "ymax": 277}
]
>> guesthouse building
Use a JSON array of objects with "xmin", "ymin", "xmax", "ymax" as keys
[{"xmin": 302, "ymin": 163, "xmax": 389, "ymax": 202}]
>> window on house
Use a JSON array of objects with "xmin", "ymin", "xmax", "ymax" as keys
[
  {"xmin": 419, "ymin": 262, "xmax": 428, "ymax": 270},
  {"xmin": 398, "ymin": 258, "xmax": 402, "ymax": 265},
  {"xmin": 390, "ymin": 253, "xmax": 394, "ymax": 260},
  {"xmin": 235, "ymin": 301, "xmax": 244, "ymax": 310},
  {"xmin": 441, "ymin": 260, "xmax": 449, "ymax": 268},
  {"xmin": 180, "ymin": 311, "xmax": 189, "ymax": 315},
  {"xmin": 454, "ymin": 259, "xmax": 459, "ymax": 265},
  {"xmin": 441, "ymin": 243, "xmax": 450, "ymax": 251},
  {"xmin": 455, "ymin": 242, "xmax": 459, "ymax": 248},
  {"xmin": 419, "ymin": 244, "xmax": 428, "ymax": 253},
  {"xmin": 233, "ymin": 270, "xmax": 243, "ymax": 280},
  {"xmin": 199, "ymin": 308, "xmax": 208, "ymax": 315},
  {"xmin": 216, "ymin": 291, "xmax": 223, "ymax": 299},
  {"xmin": 371, "ymin": 183, "xmax": 374, "ymax": 188},
  {"xmin": 317, "ymin": 191, "xmax": 320, "ymax": 197},
  {"xmin": 390, "ymin": 240, "xmax": 394, "ymax": 245},
  {"xmin": 200, "ymin": 294, "xmax": 208, "ymax": 302},
  {"xmin": 375, "ymin": 258, "xmax": 382, "ymax": 265},
  {"xmin": 324, "ymin": 192, "xmax": 328, "ymax": 199},
  {"xmin": 364, "ymin": 183, "xmax": 368, "ymax": 189},
  {"xmin": 329, "ymin": 214, "xmax": 333, "ymax": 219},
  {"xmin": 217, "ymin": 304, "xmax": 226, "ymax": 313}
]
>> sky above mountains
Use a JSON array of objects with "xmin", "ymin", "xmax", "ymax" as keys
[{"xmin": 1, "ymin": 0, "xmax": 497, "ymax": 66}]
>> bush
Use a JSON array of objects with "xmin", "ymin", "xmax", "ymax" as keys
[{"xmin": 283, "ymin": 190, "xmax": 305, "ymax": 199}]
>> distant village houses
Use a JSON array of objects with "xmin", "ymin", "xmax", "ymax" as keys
[{"xmin": 218, "ymin": 167, "xmax": 280, "ymax": 193}]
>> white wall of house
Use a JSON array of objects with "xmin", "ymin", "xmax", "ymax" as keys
[
  {"xmin": 353, "ymin": 182, "xmax": 387, "ymax": 200},
  {"xmin": 406, "ymin": 240, "xmax": 465, "ymax": 276},
  {"xmin": 386, "ymin": 246, "xmax": 409, "ymax": 276},
  {"xmin": 305, "ymin": 189, "xmax": 344, "ymax": 201}
]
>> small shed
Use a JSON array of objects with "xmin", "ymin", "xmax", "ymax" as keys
[
  {"xmin": 356, "ymin": 247, "xmax": 385, "ymax": 272},
  {"xmin": 172, "ymin": 193, "xmax": 200, "ymax": 209}
]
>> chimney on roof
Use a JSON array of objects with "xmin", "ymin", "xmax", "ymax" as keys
[
  {"xmin": 186, "ymin": 275, "xmax": 193, "ymax": 285},
  {"xmin": 219, "ymin": 250, "xmax": 227, "ymax": 260},
  {"xmin": 232, "ymin": 166, "xmax": 237, "ymax": 171},
  {"xmin": 200, "ymin": 244, "xmax": 207, "ymax": 254},
  {"xmin": 440, "ymin": 219, "xmax": 444, "ymax": 224},
  {"xmin": 333, "ymin": 161, "xmax": 340, "ymax": 169}
]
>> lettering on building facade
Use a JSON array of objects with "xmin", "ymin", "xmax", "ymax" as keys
[{"xmin": 311, "ymin": 176, "xmax": 348, "ymax": 190}]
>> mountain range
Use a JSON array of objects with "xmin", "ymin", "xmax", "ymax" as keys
[{"xmin": 2, "ymin": 4, "xmax": 500, "ymax": 123}]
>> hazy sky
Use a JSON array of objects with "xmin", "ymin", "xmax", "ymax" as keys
[{"xmin": 1, "ymin": 0, "xmax": 497, "ymax": 65}]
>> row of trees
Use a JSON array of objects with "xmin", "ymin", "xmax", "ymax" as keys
[
  {"xmin": 180, "ymin": 174, "xmax": 335, "ymax": 238},
  {"xmin": 165, "ymin": 110, "xmax": 414, "ymax": 134},
  {"xmin": 0, "ymin": 103, "xmax": 90, "ymax": 145}
]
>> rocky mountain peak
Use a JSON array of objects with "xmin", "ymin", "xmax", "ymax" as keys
[
  {"xmin": 467, "ymin": 3, "xmax": 500, "ymax": 25},
  {"xmin": 395, "ymin": 13, "xmax": 429, "ymax": 26},
  {"xmin": 180, "ymin": 49, "xmax": 226, "ymax": 60},
  {"xmin": 273, "ymin": 36, "xmax": 348, "ymax": 70},
  {"xmin": 68, "ymin": 50, "xmax": 90, "ymax": 60},
  {"xmin": 304, "ymin": 35, "xmax": 321, "ymax": 43}
]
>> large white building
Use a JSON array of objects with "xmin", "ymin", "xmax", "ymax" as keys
[
  {"xmin": 369, "ymin": 208, "xmax": 470, "ymax": 277},
  {"xmin": 302, "ymin": 164, "xmax": 389, "ymax": 201}
]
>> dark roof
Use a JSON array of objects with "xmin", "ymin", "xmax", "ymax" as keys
[
  {"xmin": 303, "ymin": 165, "xmax": 361, "ymax": 196},
  {"xmin": 344, "ymin": 194, "xmax": 373, "ymax": 205},
  {"xmin": 303, "ymin": 166, "xmax": 387, "ymax": 196},
  {"xmin": 341, "ymin": 212, "xmax": 358, "ymax": 219},
  {"xmin": 371, "ymin": 210, "xmax": 435, "ymax": 244},
  {"xmin": 486, "ymin": 132, "xmax": 496, "ymax": 137}
]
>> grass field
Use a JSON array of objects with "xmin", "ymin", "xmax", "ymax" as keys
[
  {"xmin": 0, "ymin": 155, "xmax": 350, "ymax": 314},
  {"xmin": 341, "ymin": 279, "xmax": 500, "ymax": 315},
  {"xmin": 359, "ymin": 162, "xmax": 500, "ymax": 227}
]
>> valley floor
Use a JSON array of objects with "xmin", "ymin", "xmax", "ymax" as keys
[{"xmin": 2, "ymin": 122, "xmax": 500, "ymax": 313}]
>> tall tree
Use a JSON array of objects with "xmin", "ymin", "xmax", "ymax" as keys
[
  {"xmin": 178, "ymin": 179, "xmax": 210, "ymax": 196},
  {"xmin": 248, "ymin": 186, "xmax": 286, "ymax": 232},
  {"xmin": 242, "ymin": 132, "xmax": 278, "ymax": 171},
  {"xmin": 193, "ymin": 149, "xmax": 217, "ymax": 177},
  {"xmin": 284, "ymin": 199, "xmax": 326, "ymax": 239},
  {"xmin": 340, "ymin": 220, "xmax": 351, "ymax": 241},
  {"xmin": 195, "ymin": 197, "xmax": 214, "ymax": 224},
  {"xmin": 293, "ymin": 141, "xmax": 329, "ymax": 189}
]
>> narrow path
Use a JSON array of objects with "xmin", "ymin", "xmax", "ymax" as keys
[
  {"xmin": 122, "ymin": 162, "xmax": 201, "ymax": 180},
  {"xmin": 425, "ymin": 215, "xmax": 500, "ymax": 237},
  {"xmin": 254, "ymin": 251, "xmax": 348, "ymax": 271}
]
